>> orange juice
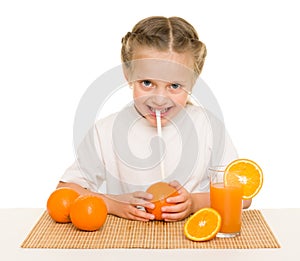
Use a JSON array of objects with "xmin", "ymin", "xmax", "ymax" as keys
[{"xmin": 210, "ymin": 183, "xmax": 243, "ymax": 234}]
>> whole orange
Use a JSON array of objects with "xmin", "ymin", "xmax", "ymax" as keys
[
  {"xmin": 145, "ymin": 182, "xmax": 179, "ymax": 220},
  {"xmin": 70, "ymin": 195, "xmax": 107, "ymax": 231},
  {"xmin": 46, "ymin": 187, "xmax": 79, "ymax": 223}
]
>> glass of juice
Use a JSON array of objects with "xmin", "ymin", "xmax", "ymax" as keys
[{"xmin": 209, "ymin": 166, "xmax": 243, "ymax": 238}]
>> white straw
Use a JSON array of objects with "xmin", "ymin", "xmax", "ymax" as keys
[{"xmin": 155, "ymin": 110, "xmax": 165, "ymax": 180}]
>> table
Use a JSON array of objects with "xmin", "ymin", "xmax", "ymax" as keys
[{"xmin": 0, "ymin": 208, "xmax": 299, "ymax": 260}]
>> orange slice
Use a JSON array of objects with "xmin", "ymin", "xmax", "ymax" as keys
[
  {"xmin": 184, "ymin": 208, "xmax": 221, "ymax": 241},
  {"xmin": 224, "ymin": 158, "xmax": 263, "ymax": 199}
]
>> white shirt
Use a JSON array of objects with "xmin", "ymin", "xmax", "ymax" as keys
[{"xmin": 60, "ymin": 104, "xmax": 237, "ymax": 194}]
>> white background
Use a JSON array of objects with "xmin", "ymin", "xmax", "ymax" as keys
[{"xmin": 0, "ymin": 0, "xmax": 299, "ymax": 209}]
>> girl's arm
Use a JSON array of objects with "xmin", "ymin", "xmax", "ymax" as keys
[{"xmin": 56, "ymin": 182, "xmax": 155, "ymax": 221}]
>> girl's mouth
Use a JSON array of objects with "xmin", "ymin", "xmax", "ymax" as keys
[{"xmin": 147, "ymin": 106, "xmax": 172, "ymax": 117}]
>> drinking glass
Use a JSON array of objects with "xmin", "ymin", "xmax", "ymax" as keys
[{"xmin": 209, "ymin": 166, "xmax": 243, "ymax": 238}]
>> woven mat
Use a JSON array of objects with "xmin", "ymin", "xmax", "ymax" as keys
[{"xmin": 21, "ymin": 210, "xmax": 280, "ymax": 249}]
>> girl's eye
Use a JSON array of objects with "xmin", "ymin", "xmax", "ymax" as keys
[
  {"xmin": 170, "ymin": 83, "xmax": 181, "ymax": 90},
  {"xmin": 141, "ymin": 80, "xmax": 152, "ymax": 88}
]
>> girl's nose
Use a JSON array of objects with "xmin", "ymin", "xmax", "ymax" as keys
[
  {"xmin": 151, "ymin": 85, "xmax": 169, "ymax": 105},
  {"xmin": 152, "ymin": 93, "xmax": 169, "ymax": 106}
]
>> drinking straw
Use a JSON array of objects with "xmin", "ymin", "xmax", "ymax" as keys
[{"xmin": 155, "ymin": 110, "xmax": 165, "ymax": 180}]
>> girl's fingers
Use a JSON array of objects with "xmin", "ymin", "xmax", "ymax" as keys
[
  {"xmin": 161, "ymin": 200, "xmax": 190, "ymax": 221},
  {"xmin": 166, "ymin": 194, "xmax": 184, "ymax": 204},
  {"xmin": 168, "ymin": 180, "xmax": 182, "ymax": 190},
  {"xmin": 129, "ymin": 206, "xmax": 155, "ymax": 221},
  {"xmin": 129, "ymin": 197, "xmax": 155, "ymax": 209},
  {"xmin": 162, "ymin": 211, "xmax": 186, "ymax": 221},
  {"xmin": 133, "ymin": 191, "xmax": 153, "ymax": 200},
  {"xmin": 161, "ymin": 201, "xmax": 186, "ymax": 213}
]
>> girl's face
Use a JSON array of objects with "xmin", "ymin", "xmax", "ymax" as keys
[{"xmin": 126, "ymin": 47, "xmax": 195, "ymax": 127}]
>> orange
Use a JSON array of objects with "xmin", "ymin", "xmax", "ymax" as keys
[
  {"xmin": 70, "ymin": 195, "xmax": 107, "ymax": 231},
  {"xmin": 224, "ymin": 158, "xmax": 263, "ymax": 199},
  {"xmin": 184, "ymin": 208, "xmax": 221, "ymax": 241},
  {"xmin": 145, "ymin": 182, "xmax": 179, "ymax": 220},
  {"xmin": 46, "ymin": 187, "xmax": 79, "ymax": 223}
]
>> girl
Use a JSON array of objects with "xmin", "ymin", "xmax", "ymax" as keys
[{"xmin": 58, "ymin": 16, "xmax": 251, "ymax": 221}]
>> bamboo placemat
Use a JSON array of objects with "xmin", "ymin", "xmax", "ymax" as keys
[{"xmin": 21, "ymin": 210, "xmax": 280, "ymax": 249}]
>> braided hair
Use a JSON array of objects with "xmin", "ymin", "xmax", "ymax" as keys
[{"xmin": 121, "ymin": 16, "xmax": 207, "ymax": 77}]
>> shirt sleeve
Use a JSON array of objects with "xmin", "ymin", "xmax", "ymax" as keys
[{"xmin": 60, "ymin": 124, "xmax": 106, "ymax": 192}]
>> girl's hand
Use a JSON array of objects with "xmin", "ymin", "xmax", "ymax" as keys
[
  {"xmin": 104, "ymin": 192, "xmax": 155, "ymax": 222},
  {"xmin": 161, "ymin": 180, "xmax": 193, "ymax": 221}
]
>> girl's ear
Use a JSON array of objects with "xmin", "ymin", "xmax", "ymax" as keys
[{"xmin": 122, "ymin": 64, "xmax": 133, "ymax": 87}]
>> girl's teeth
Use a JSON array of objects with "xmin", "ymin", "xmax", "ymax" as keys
[{"xmin": 150, "ymin": 107, "xmax": 168, "ymax": 113}]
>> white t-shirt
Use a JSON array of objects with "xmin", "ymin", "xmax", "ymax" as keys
[{"xmin": 60, "ymin": 104, "xmax": 237, "ymax": 194}]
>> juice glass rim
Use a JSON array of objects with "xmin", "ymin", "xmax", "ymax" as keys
[
  {"xmin": 208, "ymin": 165, "xmax": 226, "ymax": 172},
  {"xmin": 208, "ymin": 165, "xmax": 243, "ymax": 188},
  {"xmin": 208, "ymin": 165, "xmax": 244, "ymax": 175}
]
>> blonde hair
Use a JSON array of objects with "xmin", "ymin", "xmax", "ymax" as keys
[{"xmin": 121, "ymin": 16, "xmax": 207, "ymax": 77}]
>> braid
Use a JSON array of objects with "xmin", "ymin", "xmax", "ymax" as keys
[
  {"xmin": 169, "ymin": 17, "xmax": 207, "ymax": 75},
  {"xmin": 121, "ymin": 32, "xmax": 133, "ymax": 65},
  {"xmin": 191, "ymin": 38, "xmax": 207, "ymax": 75}
]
